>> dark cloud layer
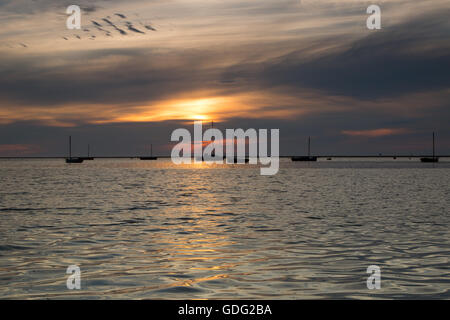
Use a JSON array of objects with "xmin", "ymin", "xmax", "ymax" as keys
[
  {"xmin": 225, "ymin": 9, "xmax": 450, "ymax": 99},
  {"xmin": 0, "ymin": 48, "xmax": 219, "ymax": 108},
  {"xmin": 2, "ymin": 9, "xmax": 448, "ymax": 109}
]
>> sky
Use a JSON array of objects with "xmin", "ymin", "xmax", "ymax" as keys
[{"xmin": 0, "ymin": 0, "xmax": 449, "ymax": 156}]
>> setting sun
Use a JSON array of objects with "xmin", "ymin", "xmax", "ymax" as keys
[{"xmin": 191, "ymin": 114, "xmax": 209, "ymax": 120}]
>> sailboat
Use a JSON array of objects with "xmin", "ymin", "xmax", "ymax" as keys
[
  {"xmin": 292, "ymin": 136, "xmax": 318, "ymax": 161},
  {"xmin": 421, "ymin": 132, "xmax": 439, "ymax": 163},
  {"xmin": 212, "ymin": 121, "xmax": 249, "ymax": 163},
  {"xmin": 199, "ymin": 121, "xmax": 218, "ymax": 162},
  {"xmin": 199, "ymin": 121, "xmax": 249, "ymax": 163},
  {"xmin": 65, "ymin": 136, "xmax": 84, "ymax": 163},
  {"xmin": 140, "ymin": 144, "xmax": 157, "ymax": 160},
  {"xmin": 81, "ymin": 144, "xmax": 94, "ymax": 160}
]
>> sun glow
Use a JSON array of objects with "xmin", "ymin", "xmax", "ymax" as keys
[
  {"xmin": 170, "ymin": 97, "xmax": 225, "ymax": 121},
  {"xmin": 89, "ymin": 91, "xmax": 304, "ymax": 125},
  {"xmin": 107, "ymin": 96, "xmax": 230, "ymax": 123},
  {"xmin": 191, "ymin": 114, "xmax": 209, "ymax": 120}
]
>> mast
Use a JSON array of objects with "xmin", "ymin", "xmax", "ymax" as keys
[
  {"xmin": 308, "ymin": 136, "xmax": 311, "ymax": 157},
  {"xmin": 211, "ymin": 121, "xmax": 215, "ymax": 158},
  {"xmin": 433, "ymin": 132, "xmax": 435, "ymax": 159}
]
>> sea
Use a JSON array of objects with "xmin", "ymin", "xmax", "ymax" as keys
[{"xmin": 0, "ymin": 158, "xmax": 449, "ymax": 299}]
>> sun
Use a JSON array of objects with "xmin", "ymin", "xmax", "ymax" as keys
[
  {"xmin": 176, "ymin": 98, "xmax": 221, "ymax": 121},
  {"xmin": 191, "ymin": 114, "xmax": 209, "ymax": 120}
]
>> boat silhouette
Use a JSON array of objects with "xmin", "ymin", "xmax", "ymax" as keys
[
  {"xmin": 197, "ymin": 121, "xmax": 249, "ymax": 163},
  {"xmin": 421, "ymin": 132, "xmax": 439, "ymax": 163},
  {"xmin": 292, "ymin": 137, "xmax": 317, "ymax": 161},
  {"xmin": 81, "ymin": 144, "xmax": 94, "ymax": 160},
  {"xmin": 140, "ymin": 144, "xmax": 157, "ymax": 160},
  {"xmin": 65, "ymin": 136, "xmax": 84, "ymax": 163}
]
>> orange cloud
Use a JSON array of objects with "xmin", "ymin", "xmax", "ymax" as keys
[
  {"xmin": 92, "ymin": 91, "xmax": 312, "ymax": 124},
  {"xmin": 0, "ymin": 144, "xmax": 41, "ymax": 155},
  {"xmin": 0, "ymin": 91, "xmax": 308, "ymax": 127},
  {"xmin": 341, "ymin": 128, "xmax": 411, "ymax": 137}
]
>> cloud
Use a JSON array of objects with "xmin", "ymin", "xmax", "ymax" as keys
[
  {"xmin": 0, "ymin": 46, "xmax": 225, "ymax": 109},
  {"xmin": 0, "ymin": 144, "xmax": 42, "ymax": 155},
  {"xmin": 0, "ymin": 7, "xmax": 449, "ymax": 108},
  {"xmin": 342, "ymin": 128, "xmax": 411, "ymax": 137},
  {"xmin": 224, "ymin": 8, "xmax": 450, "ymax": 100}
]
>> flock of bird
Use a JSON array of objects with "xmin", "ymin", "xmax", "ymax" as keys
[
  {"xmin": 5, "ymin": 12, "xmax": 157, "ymax": 49},
  {"xmin": 62, "ymin": 12, "xmax": 157, "ymax": 42}
]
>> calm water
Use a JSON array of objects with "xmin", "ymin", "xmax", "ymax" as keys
[{"xmin": 0, "ymin": 158, "xmax": 449, "ymax": 299}]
